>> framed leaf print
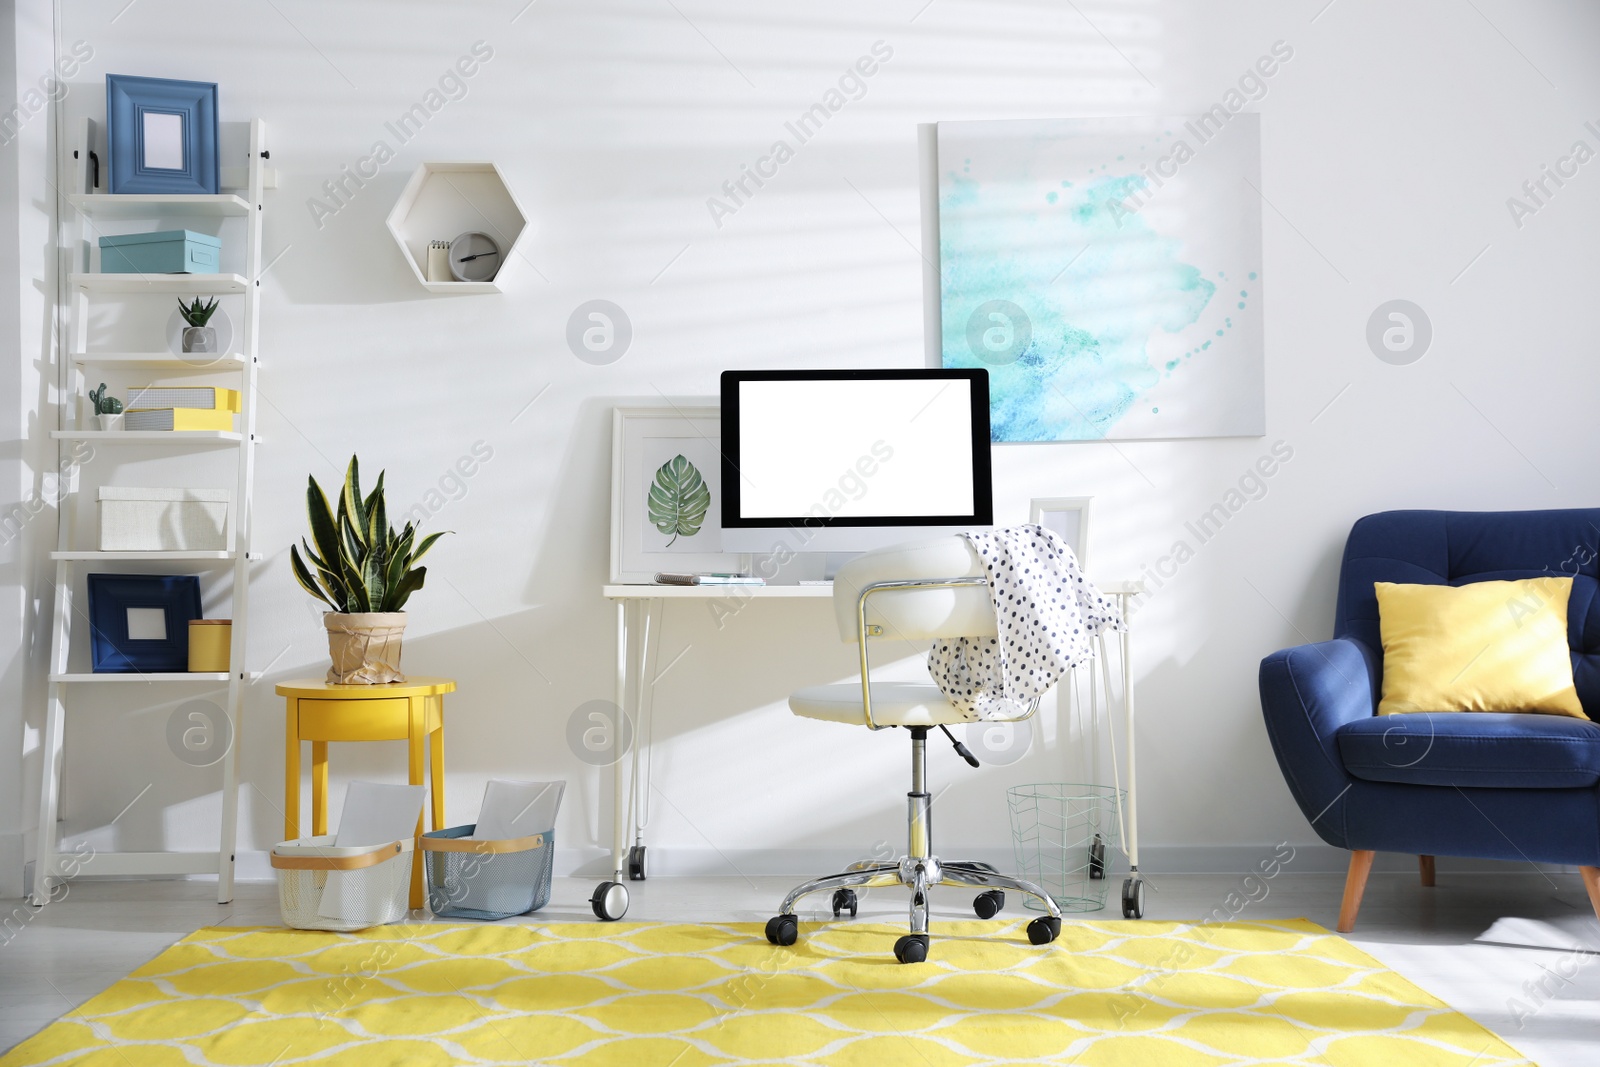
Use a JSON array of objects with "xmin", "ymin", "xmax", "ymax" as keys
[{"xmin": 610, "ymin": 404, "xmax": 748, "ymax": 583}]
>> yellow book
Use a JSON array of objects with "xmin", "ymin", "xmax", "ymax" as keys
[
  {"xmin": 126, "ymin": 386, "xmax": 241, "ymax": 413},
  {"xmin": 121, "ymin": 408, "xmax": 236, "ymax": 432}
]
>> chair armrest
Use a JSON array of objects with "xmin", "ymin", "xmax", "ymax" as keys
[{"xmin": 1259, "ymin": 638, "xmax": 1376, "ymax": 849}]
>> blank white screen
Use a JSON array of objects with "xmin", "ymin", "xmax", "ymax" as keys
[{"xmin": 737, "ymin": 378, "xmax": 976, "ymax": 519}]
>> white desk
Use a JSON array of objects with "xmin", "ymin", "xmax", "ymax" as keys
[{"xmin": 595, "ymin": 581, "xmax": 1143, "ymax": 920}]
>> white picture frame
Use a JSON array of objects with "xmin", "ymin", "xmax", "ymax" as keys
[
  {"xmin": 1029, "ymin": 496, "xmax": 1093, "ymax": 571},
  {"xmin": 610, "ymin": 404, "xmax": 748, "ymax": 583}
]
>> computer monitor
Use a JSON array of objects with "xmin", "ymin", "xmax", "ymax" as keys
[{"xmin": 719, "ymin": 369, "xmax": 993, "ymax": 554}]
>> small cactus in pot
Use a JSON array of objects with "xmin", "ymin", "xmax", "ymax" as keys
[
  {"xmin": 88, "ymin": 382, "xmax": 123, "ymax": 431},
  {"xmin": 178, "ymin": 297, "xmax": 220, "ymax": 354}
]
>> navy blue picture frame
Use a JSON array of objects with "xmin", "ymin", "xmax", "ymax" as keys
[
  {"xmin": 106, "ymin": 75, "xmax": 219, "ymax": 195},
  {"xmin": 87, "ymin": 574, "xmax": 203, "ymax": 673}
]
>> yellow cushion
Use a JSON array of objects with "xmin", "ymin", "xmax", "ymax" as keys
[{"xmin": 1375, "ymin": 578, "xmax": 1587, "ymax": 718}]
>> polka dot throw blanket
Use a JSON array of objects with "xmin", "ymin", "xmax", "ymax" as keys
[{"xmin": 928, "ymin": 524, "xmax": 1126, "ymax": 721}]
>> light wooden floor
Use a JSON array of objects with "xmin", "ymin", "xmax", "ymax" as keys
[{"xmin": 2, "ymin": 871, "xmax": 1596, "ymax": 1065}]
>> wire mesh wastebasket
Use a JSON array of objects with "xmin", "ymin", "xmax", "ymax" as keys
[{"xmin": 1007, "ymin": 783, "xmax": 1125, "ymax": 913}]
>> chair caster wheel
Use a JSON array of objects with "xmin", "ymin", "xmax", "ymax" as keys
[
  {"xmin": 627, "ymin": 844, "xmax": 647, "ymax": 881},
  {"xmin": 1121, "ymin": 877, "xmax": 1145, "ymax": 919},
  {"xmin": 1027, "ymin": 916, "xmax": 1061, "ymax": 946},
  {"xmin": 765, "ymin": 914, "xmax": 799, "ymax": 946},
  {"xmin": 973, "ymin": 889, "xmax": 1005, "ymax": 919},
  {"xmin": 893, "ymin": 933, "xmax": 929, "ymax": 964},
  {"xmin": 831, "ymin": 889, "xmax": 858, "ymax": 918},
  {"xmin": 1089, "ymin": 833, "xmax": 1106, "ymax": 880},
  {"xmin": 590, "ymin": 881, "xmax": 629, "ymax": 921}
]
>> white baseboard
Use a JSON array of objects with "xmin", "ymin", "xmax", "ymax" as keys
[
  {"xmin": 221, "ymin": 842, "xmax": 1584, "ymax": 885},
  {"xmin": 0, "ymin": 832, "xmax": 23, "ymax": 899}
]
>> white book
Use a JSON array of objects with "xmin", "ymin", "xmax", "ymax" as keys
[
  {"xmin": 318, "ymin": 781, "xmax": 426, "ymax": 921},
  {"xmin": 472, "ymin": 779, "xmax": 565, "ymax": 841}
]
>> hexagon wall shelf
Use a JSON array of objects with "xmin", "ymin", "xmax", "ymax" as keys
[{"xmin": 385, "ymin": 162, "xmax": 528, "ymax": 294}]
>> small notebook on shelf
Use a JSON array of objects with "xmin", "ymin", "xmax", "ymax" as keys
[
  {"xmin": 122, "ymin": 408, "xmax": 236, "ymax": 432},
  {"xmin": 654, "ymin": 572, "xmax": 764, "ymax": 586},
  {"xmin": 127, "ymin": 386, "xmax": 241, "ymax": 412}
]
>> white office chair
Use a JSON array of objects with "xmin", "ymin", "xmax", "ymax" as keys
[{"xmin": 765, "ymin": 536, "xmax": 1065, "ymax": 964}]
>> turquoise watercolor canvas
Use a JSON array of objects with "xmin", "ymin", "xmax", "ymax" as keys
[{"xmin": 937, "ymin": 116, "xmax": 1264, "ymax": 441}]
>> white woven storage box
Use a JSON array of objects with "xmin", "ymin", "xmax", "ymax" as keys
[
  {"xmin": 269, "ymin": 835, "xmax": 413, "ymax": 931},
  {"xmin": 98, "ymin": 487, "xmax": 229, "ymax": 551}
]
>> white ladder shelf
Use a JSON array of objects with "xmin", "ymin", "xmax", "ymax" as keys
[{"xmin": 32, "ymin": 118, "xmax": 267, "ymax": 906}]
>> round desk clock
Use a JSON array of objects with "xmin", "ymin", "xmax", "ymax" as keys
[{"xmin": 448, "ymin": 231, "xmax": 501, "ymax": 283}]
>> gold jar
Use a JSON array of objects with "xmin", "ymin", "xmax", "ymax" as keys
[{"xmin": 188, "ymin": 619, "xmax": 231, "ymax": 672}]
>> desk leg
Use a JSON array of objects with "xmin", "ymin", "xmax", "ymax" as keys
[
  {"xmin": 612, "ymin": 600, "xmax": 631, "ymax": 884},
  {"xmin": 284, "ymin": 700, "xmax": 300, "ymax": 841},
  {"xmin": 311, "ymin": 742, "xmax": 329, "ymax": 837},
  {"xmin": 1122, "ymin": 613, "xmax": 1138, "ymax": 874},
  {"xmin": 627, "ymin": 599, "xmax": 660, "ymax": 877}
]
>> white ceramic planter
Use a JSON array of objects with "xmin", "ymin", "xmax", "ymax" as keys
[{"xmin": 182, "ymin": 326, "xmax": 218, "ymax": 354}]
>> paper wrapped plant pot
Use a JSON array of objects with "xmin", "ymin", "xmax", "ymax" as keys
[{"xmin": 324, "ymin": 612, "xmax": 407, "ymax": 684}]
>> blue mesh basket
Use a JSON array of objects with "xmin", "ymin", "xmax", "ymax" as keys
[{"xmin": 421, "ymin": 824, "xmax": 553, "ymax": 920}]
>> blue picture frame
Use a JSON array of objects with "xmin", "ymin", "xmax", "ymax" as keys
[
  {"xmin": 87, "ymin": 574, "xmax": 203, "ymax": 673},
  {"xmin": 106, "ymin": 75, "xmax": 219, "ymax": 195}
]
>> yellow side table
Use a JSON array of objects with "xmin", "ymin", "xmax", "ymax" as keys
[{"xmin": 277, "ymin": 676, "xmax": 456, "ymax": 909}]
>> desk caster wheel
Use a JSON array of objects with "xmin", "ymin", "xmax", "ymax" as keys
[
  {"xmin": 893, "ymin": 933, "xmax": 929, "ymax": 964},
  {"xmin": 1121, "ymin": 877, "xmax": 1144, "ymax": 919},
  {"xmin": 591, "ymin": 881, "xmax": 629, "ymax": 921},
  {"xmin": 627, "ymin": 845, "xmax": 647, "ymax": 881},
  {"xmin": 831, "ymin": 889, "xmax": 858, "ymax": 918},
  {"xmin": 765, "ymin": 914, "xmax": 799, "ymax": 946},
  {"xmin": 1089, "ymin": 834, "xmax": 1106, "ymax": 880},
  {"xmin": 973, "ymin": 889, "xmax": 1005, "ymax": 919},
  {"xmin": 1026, "ymin": 916, "xmax": 1061, "ymax": 946}
]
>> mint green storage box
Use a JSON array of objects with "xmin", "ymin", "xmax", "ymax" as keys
[{"xmin": 98, "ymin": 230, "xmax": 221, "ymax": 274}]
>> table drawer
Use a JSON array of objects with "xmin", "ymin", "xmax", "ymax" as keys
[{"xmin": 297, "ymin": 697, "xmax": 411, "ymax": 741}]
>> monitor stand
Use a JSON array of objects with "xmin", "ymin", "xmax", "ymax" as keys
[
  {"xmin": 822, "ymin": 552, "xmax": 859, "ymax": 581},
  {"xmin": 749, "ymin": 550, "xmax": 861, "ymax": 584}
]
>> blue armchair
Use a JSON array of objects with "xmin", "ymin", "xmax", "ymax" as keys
[{"xmin": 1260, "ymin": 509, "xmax": 1600, "ymax": 931}]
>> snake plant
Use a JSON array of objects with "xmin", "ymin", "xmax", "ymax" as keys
[{"xmin": 289, "ymin": 456, "xmax": 448, "ymax": 614}]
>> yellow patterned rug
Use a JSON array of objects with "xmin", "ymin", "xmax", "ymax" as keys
[{"xmin": 2, "ymin": 918, "xmax": 1529, "ymax": 1066}]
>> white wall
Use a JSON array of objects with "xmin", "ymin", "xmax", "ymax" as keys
[{"xmin": 13, "ymin": 0, "xmax": 1600, "ymax": 883}]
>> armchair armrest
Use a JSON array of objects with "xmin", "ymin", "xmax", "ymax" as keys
[{"xmin": 1259, "ymin": 638, "xmax": 1376, "ymax": 849}]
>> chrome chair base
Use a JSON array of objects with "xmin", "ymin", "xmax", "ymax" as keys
[
  {"xmin": 778, "ymin": 857, "xmax": 1063, "ymax": 932},
  {"xmin": 765, "ymin": 727, "xmax": 1063, "ymax": 962}
]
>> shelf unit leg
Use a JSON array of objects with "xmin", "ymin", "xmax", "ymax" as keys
[{"xmin": 31, "ymin": 687, "xmax": 66, "ymax": 906}]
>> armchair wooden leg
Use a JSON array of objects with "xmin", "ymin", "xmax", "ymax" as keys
[
  {"xmin": 1419, "ymin": 854, "xmax": 1435, "ymax": 888},
  {"xmin": 1582, "ymin": 867, "xmax": 1600, "ymax": 923},
  {"xmin": 1338, "ymin": 850, "xmax": 1375, "ymax": 934}
]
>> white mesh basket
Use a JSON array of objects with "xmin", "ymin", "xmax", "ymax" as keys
[{"xmin": 270, "ymin": 835, "xmax": 413, "ymax": 931}]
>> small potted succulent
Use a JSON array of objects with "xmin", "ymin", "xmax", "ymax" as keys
[
  {"xmin": 178, "ymin": 296, "xmax": 220, "ymax": 354},
  {"xmin": 289, "ymin": 456, "xmax": 449, "ymax": 684},
  {"xmin": 88, "ymin": 383, "xmax": 123, "ymax": 431}
]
